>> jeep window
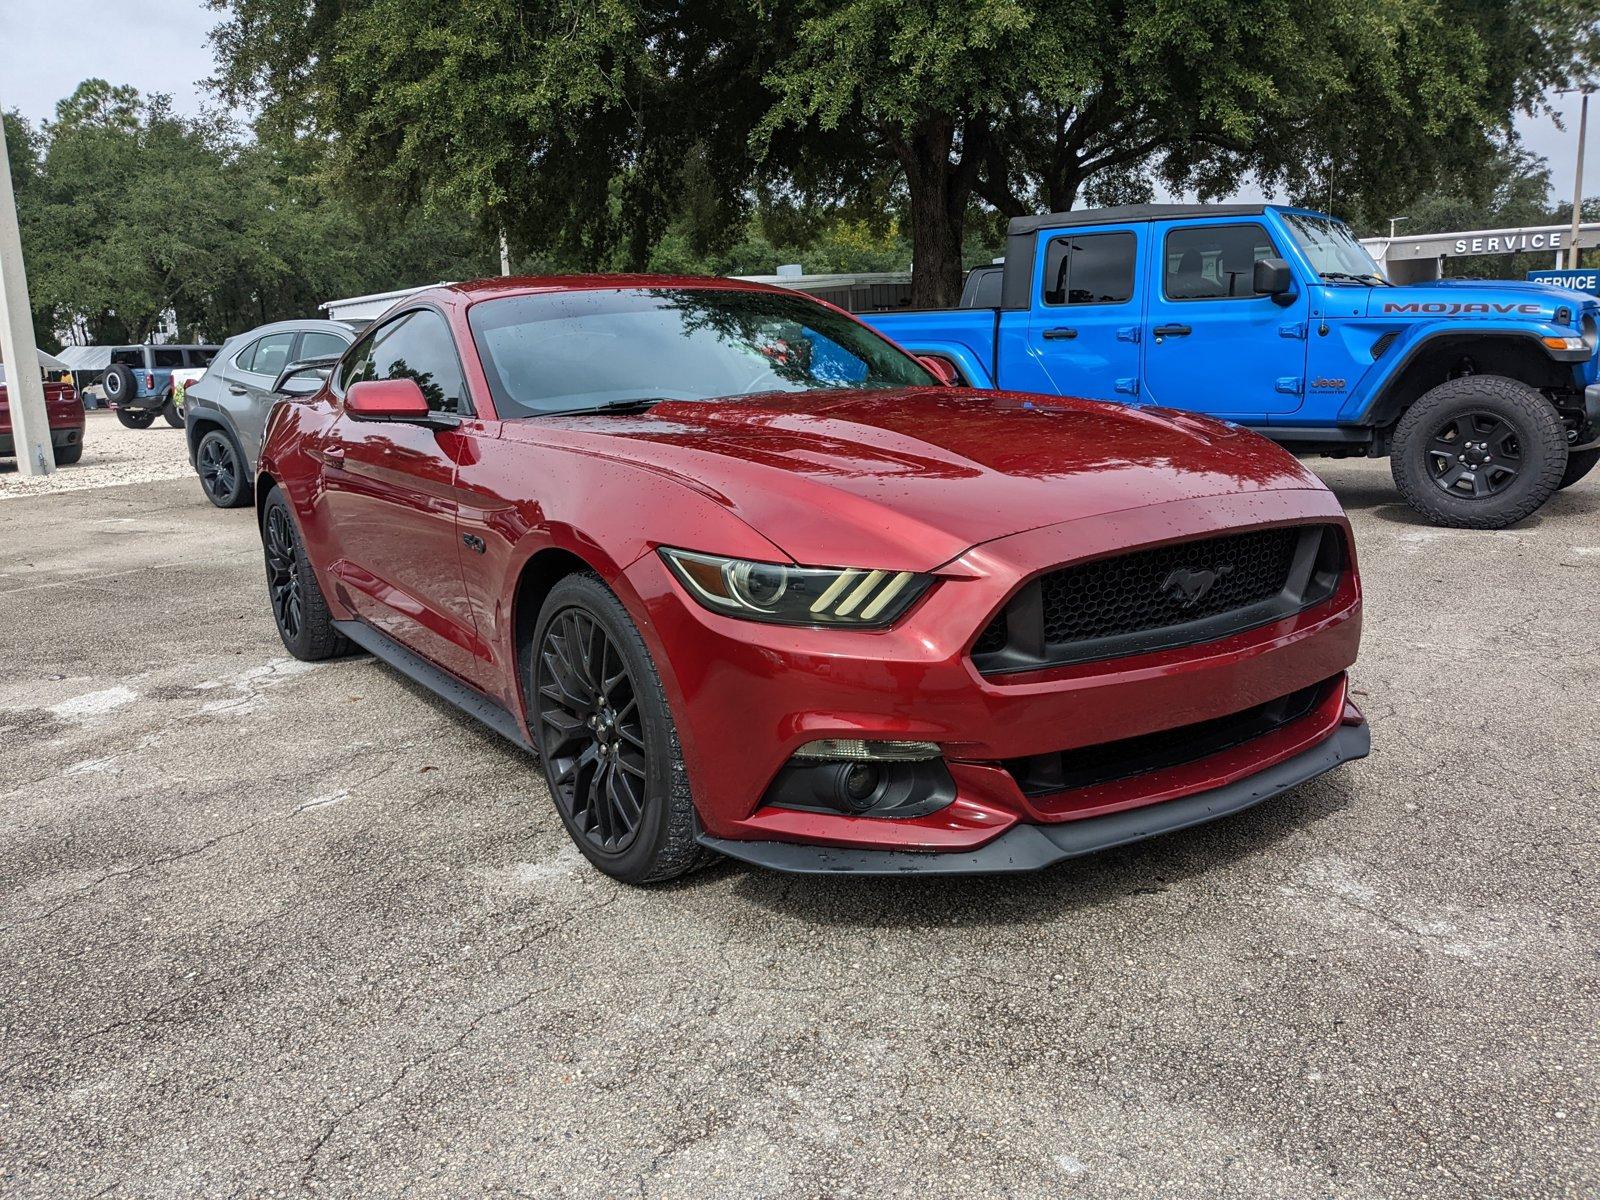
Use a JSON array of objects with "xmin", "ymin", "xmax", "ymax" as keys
[
  {"xmin": 1164, "ymin": 223, "xmax": 1280, "ymax": 300},
  {"xmin": 1042, "ymin": 233, "xmax": 1135, "ymax": 306},
  {"xmin": 299, "ymin": 331, "xmax": 350, "ymax": 361},
  {"xmin": 186, "ymin": 348, "xmax": 218, "ymax": 367},
  {"xmin": 111, "ymin": 348, "xmax": 145, "ymax": 368},
  {"xmin": 468, "ymin": 287, "xmax": 937, "ymax": 419},
  {"xmin": 152, "ymin": 348, "xmax": 185, "ymax": 369},
  {"xmin": 1282, "ymin": 213, "xmax": 1387, "ymax": 284},
  {"xmin": 343, "ymin": 310, "xmax": 467, "ymax": 414}
]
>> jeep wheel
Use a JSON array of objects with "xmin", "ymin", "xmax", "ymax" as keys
[
  {"xmin": 161, "ymin": 398, "xmax": 183, "ymax": 428},
  {"xmin": 115, "ymin": 407, "xmax": 158, "ymax": 430},
  {"xmin": 196, "ymin": 429, "xmax": 251, "ymax": 508},
  {"xmin": 101, "ymin": 364, "xmax": 135, "ymax": 405},
  {"xmin": 1390, "ymin": 376, "xmax": 1567, "ymax": 529},
  {"xmin": 1558, "ymin": 447, "xmax": 1598, "ymax": 490}
]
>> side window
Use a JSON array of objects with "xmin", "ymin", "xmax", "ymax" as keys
[
  {"xmin": 238, "ymin": 333, "xmax": 296, "ymax": 378},
  {"xmin": 187, "ymin": 348, "xmax": 217, "ymax": 367},
  {"xmin": 299, "ymin": 331, "xmax": 349, "ymax": 360},
  {"xmin": 152, "ymin": 347, "xmax": 185, "ymax": 369},
  {"xmin": 346, "ymin": 310, "xmax": 466, "ymax": 413},
  {"xmin": 1041, "ymin": 232, "xmax": 1135, "ymax": 306},
  {"xmin": 111, "ymin": 348, "xmax": 144, "ymax": 368},
  {"xmin": 1164, "ymin": 223, "xmax": 1279, "ymax": 301}
]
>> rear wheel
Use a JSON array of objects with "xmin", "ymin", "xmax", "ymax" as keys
[
  {"xmin": 196, "ymin": 429, "xmax": 251, "ymax": 508},
  {"xmin": 1558, "ymin": 447, "xmax": 1598, "ymax": 490},
  {"xmin": 162, "ymin": 398, "xmax": 183, "ymax": 427},
  {"xmin": 115, "ymin": 407, "xmax": 157, "ymax": 430},
  {"xmin": 1390, "ymin": 376, "xmax": 1567, "ymax": 529},
  {"xmin": 54, "ymin": 441, "xmax": 83, "ymax": 466},
  {"xmin": 261, "ymin": 489, "xmax": 352, "ymax": 661},
  {"xmin": 531, "ymin": 573, "xmax": 709, "ymax": 884}
]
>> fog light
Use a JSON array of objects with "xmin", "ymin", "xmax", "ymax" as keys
[
  {"xmin": 793, "ymin": 738, "xmax": 940, "ymax": 762},
  {"xmin": 839, "ymin": 762, "xmax": 882, "ymax": 810}
]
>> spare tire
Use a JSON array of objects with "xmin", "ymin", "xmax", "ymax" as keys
[{"xmin": 102, "ymin": 363, "xmax": 136, "ymax": 404}]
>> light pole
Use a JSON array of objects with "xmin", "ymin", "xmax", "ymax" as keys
[
  {"xmin": 1388, "ymin": 216, "xmax": 1409, "ymax": 241},
  {"xmin": 0, "ymin": 101, "xmax": 54, "ymax": 476},
  {"xmin": 1562, "ymin": 83, "xmax": 1595, "ymax": 270}
]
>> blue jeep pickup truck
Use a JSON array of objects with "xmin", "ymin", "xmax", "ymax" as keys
[{"xmin": 862, "ymin": 203, "xmax": 1600, "ymax": 528}]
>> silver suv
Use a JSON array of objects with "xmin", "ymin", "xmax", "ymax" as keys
[{"xmin": 183, "ymin": 319, "xmax": 355, "ymax": 508}]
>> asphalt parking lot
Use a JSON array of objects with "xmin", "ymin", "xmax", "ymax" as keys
[{"xmin": 3, "ymin": 412, "xmax": 1597, "ymax": 1198}]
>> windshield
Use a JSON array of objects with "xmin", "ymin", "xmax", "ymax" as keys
[
  {"xmin": 1282, "ymin": 213, "xmax": 1387, "ymax": 283},
  {"xmin": 467, "ymin": 287, "xmax": 937, "ymax": 418}
]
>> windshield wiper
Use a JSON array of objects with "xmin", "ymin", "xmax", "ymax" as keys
[
  {"xmin": 543, "ymin": 397, "xmax": 671, "ymax": 417},
  {"xmin": 1320, "ymin": 270, "xmax": 1391, "ymax": 286}
]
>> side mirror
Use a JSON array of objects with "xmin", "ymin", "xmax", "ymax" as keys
[
  {"xmin": 272, "ymin": 355, "xmax": 343, "ymax": 395},
  {"xmin": 1254, "ymin": 257, "xmax": 1295, "ymax": 304},
  {"xmin": 917, "ymin": 355, "xmax": 961, "ymax": 386},
  {"xmin": 346, "ymin": 378, "xmax": 432, "ymax": 421}
]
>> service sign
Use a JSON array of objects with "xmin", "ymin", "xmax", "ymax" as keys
[{"xmin": 1526, "ymin": 268, "xmax": 1600, "ymax": 295}]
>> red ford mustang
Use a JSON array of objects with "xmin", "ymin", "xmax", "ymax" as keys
[{"xmin": 255, "ymin": 276, "xmax": 1367, "ymax": 883}]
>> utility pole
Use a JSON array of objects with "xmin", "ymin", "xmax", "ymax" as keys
[
  {"xmin": 1564, "ymin": 83, "xmax": 1595, "ymax": 270},
  {"xmin": 0, "ymin": 101, "xmax": 53, "ymax": 476}
]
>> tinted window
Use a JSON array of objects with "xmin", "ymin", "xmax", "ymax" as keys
[
  {"xmin": 299, "ymin": 331, "xmax": 349, "ymax": 360},
  {"xmin": 961, "ymin": 266, "xmax": 1003, "ymax": 307},
  {"xmin": 1041, "ymin": 233, "xmax": 1135, "ymax": 305},
  {"xmin": 238, "ymin": 333, "xmax": 295, "ymax": 377},
  {"xmin": 1164, "ymin": 223, "xmax": 1279, "ymax": 300},
  {"xmin": 111, "ymin": 348, "xmax": 145, "ymax": 367},
  {"xmin": 467, "ymin": 287, "xmax": 936, "ymax": 419},
  {"xmin": 186, "ymin": 348, "xmax": 218, "ymax": 367},
  {"xmin": 152, "ymin": 348, "xmax": 184, "ymax": 368},
  {"xmin": 343, "ymin": 310, "xmax": 465, "ymax": 413}
]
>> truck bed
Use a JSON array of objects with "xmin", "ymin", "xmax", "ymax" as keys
[{"xmin": 863, "ymin": 308, "xmax": 1000, "ymax": 388}]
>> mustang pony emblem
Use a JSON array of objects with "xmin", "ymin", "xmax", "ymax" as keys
[{"xmin": 1161, "ymin": 565, "xmax": 1234, "ymax": 607}]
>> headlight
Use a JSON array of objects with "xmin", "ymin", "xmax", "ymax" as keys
[{"xmin": 659, "ymin": 548, "xmax": 932, "ymax": 627}]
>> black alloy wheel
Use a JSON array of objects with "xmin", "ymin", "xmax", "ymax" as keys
[
  {"xmin": 197, "ymin": 430, "xmax": 249, "ymax": 508},
  {"xmin": 1424, "ymin": 410, "xmax": 1522, "ymax": 499},
  {"xmin": 264, "ymin": 503, "xmax": 305, "ymax": 642},
  {"xmin": 535, "ymin": 606, "xmax": 649, "ymax": 853}
]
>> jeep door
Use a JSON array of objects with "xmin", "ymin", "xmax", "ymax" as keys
[
  {"xmin": 317, "ymin": 308, "xmax": 484, "ymax": 683},
  {"xmin": 1020, "ymin": 226, "xmax": 1144, "ymax": 401},
  {"xmin": 1141, "ymin": 219, "xmax": 1308, "ymax": 417}
]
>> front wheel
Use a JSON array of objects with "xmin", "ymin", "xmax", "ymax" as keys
[
  {"xmin": 261, "ymin": 489, "xmax": 353, "ymax": 661},
  {"xmin": 1558, "ymin": 447, "xmax": 1598, "ymax": 490},
  {"xmin": 1389, "ymin": 376, "xmax": 1567, "ymax": 529},
  {"xmin": 531, "ymin": 573, "xmax": 709, "ymax": 884},
  {"xmin": 115, "ymin": 408, "xmax": 158, "ymax": 430}
]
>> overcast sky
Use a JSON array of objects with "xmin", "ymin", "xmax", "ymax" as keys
[{"xmin": 3, "ymin": 0, "xmax": 1595, "ymax": 214}]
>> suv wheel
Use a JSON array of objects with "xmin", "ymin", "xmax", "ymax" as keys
[
  {"xmin": 102, "ymin": 364, "xmax": 135, "ymax": 404},
  {"xmin": 1558, "ymin": 447, "xmax": 1598, "ymax": 490},
  {"xmin": 531, "ymin": 573, "xmax": 710, "ymax": 884},
  {"xmin": 115, "ymin": 408, "xmax": 158, "ymax": 429},
  {"xmin": 162, "ymin": 398, "xmax": 183, "ymax": 427},
  {"xmin": 261, "ymin": 490, "xmax": 353, "ymax": 661},
  {"xmin": 196, "ymin": 429, "xmax": 252, "ymax": 508},
  {"xmin": 1390, "ymin": 376, "xmax": 1567, "ymax": 529}
]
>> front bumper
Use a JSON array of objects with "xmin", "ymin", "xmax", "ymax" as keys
[
  {"xmin": 700, "ymin": 717, "xmax": 1369, "ymax": 874},
  {"xmin": 623, "ymin": 488, "xmax": 1364, "ymax": 858}
]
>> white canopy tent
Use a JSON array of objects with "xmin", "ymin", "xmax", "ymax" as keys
[
  {"xmin": 52, "ymin": 345, "xmax": 116, "ymax": 374},
  {"xmin": 0, "ymin": 345, "xmax": 70, "ymax": 383}
]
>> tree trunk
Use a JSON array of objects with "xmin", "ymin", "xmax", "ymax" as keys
[{"xmin": 894, "ymin": 118, "xmax": 976, "ymax": 309}]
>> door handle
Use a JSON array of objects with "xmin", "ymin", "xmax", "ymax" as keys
[
  {"xmin": 323, "ymin": 446, "xmax": 345, "ymax": 467},
  {"xmin": 1042, "ymin": 327, "xmax": 1078, "ymax": 340},
  {"xmin": 1152, "ymin": 324, "xmax": 1192, "ymax": 338},
  {"xmin": 228, "ymin": 384, "xmax": 248, "ymax": 395}
]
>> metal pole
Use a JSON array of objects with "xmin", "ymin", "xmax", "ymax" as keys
[
  {"xmin": 1569, "ymin": 86, "xmax": 1593, "ymax": 270},
  {"xmin": 0, "ymin": 104, "xmax": 53, "ymax": 476},
  {"xmin": 499, "ymin": 231, "xmax": 512, "ymax": 277}
]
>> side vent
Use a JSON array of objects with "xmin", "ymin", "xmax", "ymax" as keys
[{"xmin": 1370, "ymin": 331, "xmax": 1399, "ymax": 361}]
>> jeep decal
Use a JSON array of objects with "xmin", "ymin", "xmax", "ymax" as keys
[{"xmin": 1381, "ymin": 301, "xmax": 1542, "ymax": 316}]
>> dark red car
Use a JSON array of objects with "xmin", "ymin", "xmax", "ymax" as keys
[
  {"xmin": 256, "ymin": 276, "xmax": 1367, "ymax": 883},
  {"xmin": 0, "ymin": 376, "xmax": 85, "ymax": 467}
]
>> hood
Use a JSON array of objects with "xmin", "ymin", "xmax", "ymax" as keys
[
  {"xmin": 1365, "ymin": 281, "xmax": 1595, "ymax": 322},
  {"xmin": 503, "ymin": 389, "xmax": 1328, "ymax": 571}
]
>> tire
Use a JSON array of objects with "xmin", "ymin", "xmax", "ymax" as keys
[
  {"xmin": 530, "ymin": 572, "xmax": 711, "ymax": 884},
  {"xmin": 161, "ymin": 398, "xmax": 183, "ymax": 428},
  {"xmin": 1389, "ymin": 376, "xmax": 1568, "ymax": 529},
  {"xmin": 260, "ymin": 488, "xmax": 353, "ymax": 661},
  {"xmin": 115, "ymin": 407, "xmax": 157, "ymax": 429},
  {"xmin": 54, "ymin": 441, "xmax": 83, "ymax": 466},
  {"xmin": 196, "ymin": 429, "xmax": 251, "ymax": 509},
  {"xmin": 101, "ymin": 364, "xmax": 135, "ymax": 405},
  {"xmin": 1558, "ymin": 447, "xmax": 1598, "ymax": 490}
]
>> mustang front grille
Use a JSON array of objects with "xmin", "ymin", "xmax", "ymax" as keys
[{"xmin": 972, "ymin": 524, "xmax": 1344, "ymax": 674}]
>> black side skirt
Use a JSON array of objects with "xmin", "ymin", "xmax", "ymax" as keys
[
  {"xmin": 698, "ymin": 722, "xmax": 1370, "ymax": 876},
  {"xmin": 332, "ymin": 619, "xmax": 534, "ymax": 753}
]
